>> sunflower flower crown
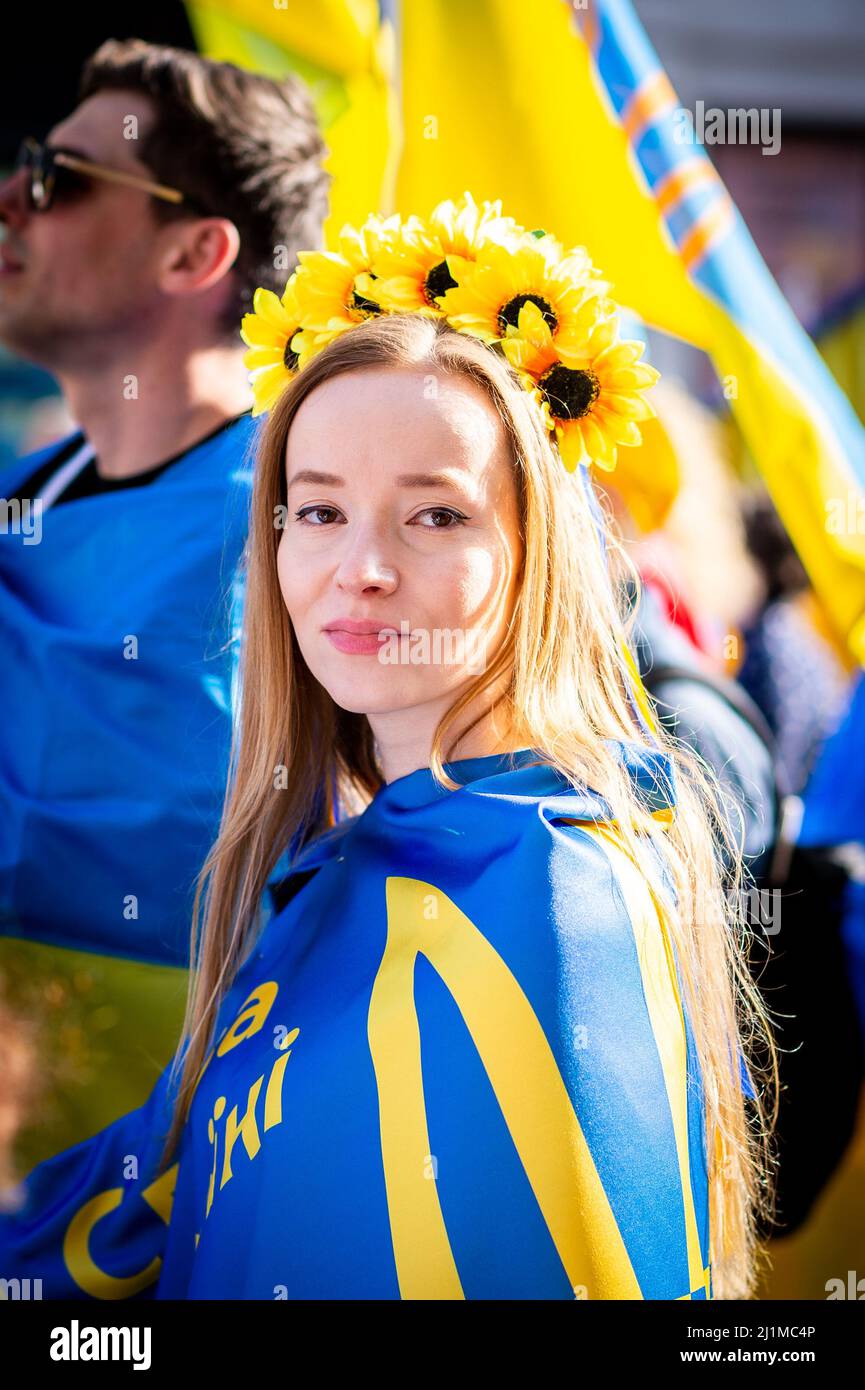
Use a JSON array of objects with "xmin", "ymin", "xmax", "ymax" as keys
[{"xmin": 240, "ymin": 192, "xmax": 659, "ymax": 474}]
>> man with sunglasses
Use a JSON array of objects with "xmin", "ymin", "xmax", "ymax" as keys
[{"xmin": 0, "ymin": 39, "xmax": 329, "ymax": 1169}]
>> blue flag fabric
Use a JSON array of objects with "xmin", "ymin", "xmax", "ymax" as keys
[
  {"xmin": 801, "ymin": 674, "xmax": 865, "ymax": 849},
  {"xmin": 1, "ymin": 746, "xmax": 715, "ymax": 1300},
  {"xmin": 0, "ymin": 414, "xmax": 258, "ymax": 963}
]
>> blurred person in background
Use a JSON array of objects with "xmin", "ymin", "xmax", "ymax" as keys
[
  {"xmin": 605, "ymin": 379, "xmax": 864, "ymax": 1240},
  {"xmin": 738, "ymin": 492, "xmax": 851, "ymax": 796},
  {"xmin": 599, "ymin": 379, "xmax": 776, "ymax": 882},
  {"xmin": 0, "ymin": 38, "xmax": 329, "ymax": 1171}
]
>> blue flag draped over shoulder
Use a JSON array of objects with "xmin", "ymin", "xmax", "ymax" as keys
[
  {"xmin": 0, "ymin": 414, "xmax": 258, "ymax": 1161},
  {"xmin": 0, "ymin": 746, "xmax": 716, "ymax": 1300}
]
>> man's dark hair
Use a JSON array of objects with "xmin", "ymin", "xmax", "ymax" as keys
[{"xmin": 79, "ymin": 38, "xmax": 331, "ymax": 339}]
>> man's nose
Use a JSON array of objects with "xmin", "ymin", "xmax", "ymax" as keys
[{"xmin": 0, "ymin": 168, "xmax": 30, "ymax": 226}]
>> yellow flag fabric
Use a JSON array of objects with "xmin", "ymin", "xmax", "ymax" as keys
[{"xmin": 185, "ymin": 0, "xmax": 399, "ymax": 231}]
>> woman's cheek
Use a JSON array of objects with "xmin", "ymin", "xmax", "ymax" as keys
[
  {"xmin": 276, "ymin": 531, "xmax": 305, "ymax": 621},
  {"xmin": 453, "ymin": 548, "xmax": 498, "ymax": 621}
]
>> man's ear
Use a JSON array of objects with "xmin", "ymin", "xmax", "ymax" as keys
[{"xmin": 157, "ymin": 218, "xmax": 241, "ymax": 298}]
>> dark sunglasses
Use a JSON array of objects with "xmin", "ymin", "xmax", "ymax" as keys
[{"xmin": 13, "ymin": 136, "xmax": 187, "ymax": 212}]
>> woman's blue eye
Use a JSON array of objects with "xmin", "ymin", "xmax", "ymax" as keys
[{"xmin": 295, "ymin": 505, "xmax": 341, "ymax": 526}]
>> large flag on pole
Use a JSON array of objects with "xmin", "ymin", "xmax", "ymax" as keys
[{"xmin": 189, "ymin": 0, "xmax": 865, "ymax": 663}]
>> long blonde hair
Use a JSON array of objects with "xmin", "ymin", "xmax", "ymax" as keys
[{"xmin": 164, "ymin": 313, "xmax": 777, "ymax": 1298}]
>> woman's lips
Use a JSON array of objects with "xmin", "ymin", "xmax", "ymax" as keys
[{"xmin": 324, "ymin": 628, "xmax": 396, "ymax": 655}]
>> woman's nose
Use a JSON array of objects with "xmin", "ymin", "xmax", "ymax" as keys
[
  {"xmin": 334, "ymin": 525, "xmax": 398, "ymax": 595},
  {"xmin": 336, "ymin": 558, "xmax": 399, "ymax": 595}
]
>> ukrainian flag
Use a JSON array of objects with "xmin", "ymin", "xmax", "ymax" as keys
[{"xmin": 190, "ymin": 0, "xmax": 865, "ymax": 664}]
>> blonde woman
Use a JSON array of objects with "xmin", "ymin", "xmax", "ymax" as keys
[{"xmin": 0, "ymin": 202, "xmax": 775, "ymax": 1301}]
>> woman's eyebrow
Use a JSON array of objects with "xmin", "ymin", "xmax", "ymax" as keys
[
  {"xmin": 286, "ymin": 468, "xmax": 470, "ymax": 490},
  {"xmin": 287, "ymin": 469, "xmax": 344, "ymax": 488},
  {"xmin": 394, "ymin": 470, "xmax": 469, "ymax": 489}
]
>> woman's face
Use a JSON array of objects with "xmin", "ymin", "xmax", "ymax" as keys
[{"xmin": 277, "ymin": 366, "xmax": 523, "ymax": 729}]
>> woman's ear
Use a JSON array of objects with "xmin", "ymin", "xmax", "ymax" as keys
[{"xmin": 157, "ymin": 217, "xmax": 241, "ymax": 298}]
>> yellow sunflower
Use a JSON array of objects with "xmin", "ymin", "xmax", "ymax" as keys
[
  {"xmin": 439, "ymin": 233, "xmax": 609, "ymax": 359},
  {"xmin": 502, "ymin": 300, "xmax": 659, "ymax": 472},
  {"xmin": 291, "ymin": 215, "xmax": 401, "ymax": 347},
  {"xmin": 240, "ymin": 278, "xmax": 316, "ymax": 417},
  {"xmin": 367, "ymin": 192, "xmax": 523, "ymax": 315}
]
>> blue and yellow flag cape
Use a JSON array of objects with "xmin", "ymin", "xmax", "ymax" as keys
[
  {"xmin": 0, "ymin": 415, "xmax": 258, "ymax": 1165},
  {"xmin": 188, "ymin": 0, "xmax": 865, "ymax": 663},
  {"xmin": 1, "ymin": 747, "xmax": 713, "ymax": 1300}
]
